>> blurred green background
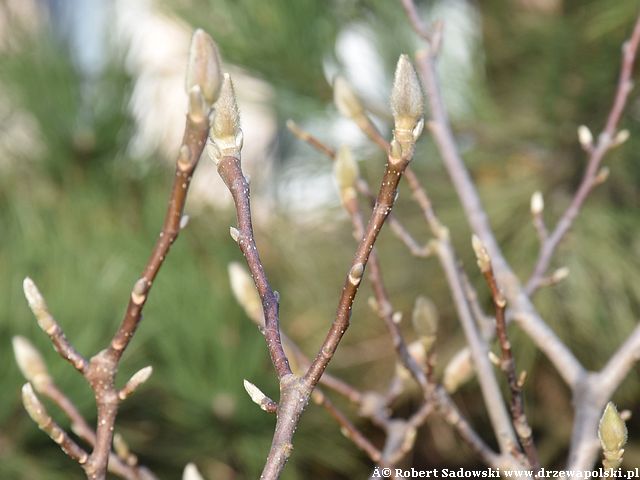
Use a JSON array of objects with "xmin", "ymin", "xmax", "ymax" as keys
[{"xmin": 1, "ymin": 0, "xmax": 640, "ymax": 478}]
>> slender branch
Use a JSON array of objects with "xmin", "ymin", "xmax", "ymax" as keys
[
  {"xmin": 312, "ymin": 389, "xmax": 382, "ymax": 463},
  {"xmin": 525, "ymin": 15, "xmax": 640, "ymax": 294},
  {"xmin": 286, "ymin": 120, "xmax": 430, "ymax": 258},
  {"xmin": 109, "ymin": 114, "xmax": 209, "ymax": 358},
  {"xmin": 218, "ymin": 153, "xmax": 292, "ymax": 379},
  {"xmin": 23, "ymin": 278, "xmax": 88, "ymax": 374},
  {"xmin": 290, "ymin": 117, "xmax": 512, "ymax": 469},
  {"xmin": 596, "ymin": 324, "xmax": 640, "ymax": 400},
  {"xmin": 473, "ymin": 237, "xmax": 540, "ymax": 473},
  {"xmin": 401, "ymin": 0, "xmax": 584, "ymax": 388},
  {"xmin": 335, "ymin": 147, "xmax": 513, "ymax": 470},
  {"xmin": 304, "ymin": 146, "xmax": 415, "ymax": 387},
  {"xmin": 21, "ymin": 383, "xmax": 89, "ymax": 466},
  {"xmin": 18, "ymin": 30, "xmax": 222, "ymax": 480}
]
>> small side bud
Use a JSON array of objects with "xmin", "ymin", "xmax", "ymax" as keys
[
  {"xmin": 12, "ymin": 336, "xmax": 51, "ymax": 391},
  {"xmin": 551, "ymin": 267, "xmax": 570, "ymax": 283},
  {"xmin": 131, "ymin": 278, "xmax": 148, "ymax": 306},
  {"xmin": 208, "ymin": 74, "xmax": 242, "ymax": 165},
  {"xmin": 334, "ymin": 145, "xmax": 359, "ymax": 201},
  {"xmin": 613, "ymin": 129, "xmax": 630, "ymax": 147},
  {"xmin": 228, "ymin": 263, "xmax": 263, "ymax": 326},
  {"xmin": 119, "ymin": 366, "xmax": 153, "ymax": 401},
  {"xmin": 594, "ymin": 166, "xmax": 610, "ymax": 185},
  {"xmin": 530, "ymin": 191, "xmax": 544, "ymax": 216},
  {"xmin": 186, "ymin": 29, "xmax": 223, "ymax": 105},
  {"xmin": 599, "ymin": 402, "xmax": 627, "ymax": 469},
  {"xmin": 408, "ymin": 340, "xmax": 426, "ymax": 366},
  {"xmin": 471, "ymin": 235, "xmax": 491, "ymax": 273},
  {"xmin": 488, "ymin": 351, "xmax": 501, "ymax": 367},
  {"xmin": 177, "ymin": 145, "xmax": 191, "ymax": 171},
  {"xmin": 243, "ymin": 379, "xmax": 277, "ymax": 413},
  {"xmin": 180, "ymin": 215, "xmax": 190, "ymax": 230},
  {"xmin": 229, "ymin": 226, "xmax": 240, "ymax": 243},
  {"xmin": 390, "ymin": 55, "xmax": 424, "ymax": 134},
  {"xmin": 348, "ymin": 263, "xmax": 364, "ymax": 285},
  {"xmin": 412, "ymin": 296, "xmax": 438, "ymax": 352},
  {"xmin": 392, "ymin": 311, "xmax": 403, "ymax": 324},
  {"xmin": 578, "ymin": 125, "xmax": 594, "ymax": 150},
  {"xmin": 443, "ymin": 349, "xmax": 474, "ymax": 393},
  {"xmin": 333, "ymin": 76, "xmax": 365, "ymax": 120},
  {"xmin": 183, "ymin": 463, "xmax": 205, "ymax": 480},
  {"xmin": 517, "ymin": 370, "xmax": 528, "ymax": 388}
]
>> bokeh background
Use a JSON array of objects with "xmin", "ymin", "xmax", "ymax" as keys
[{"xmin": 1, "ymin": 0, "xmax": 640, "ymax": 478}]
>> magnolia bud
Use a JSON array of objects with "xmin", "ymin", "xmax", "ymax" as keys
[
  {"xmin": 333, "ymin": 76, "xmax": 365, "ymax": 120},
  {"xmin": 228, "ymin": 263, "xmax": 263, "ymax": 326},
  {"xmin": 412, "ymin": 296, "xmax": 438, "ymax": 351},
  {"xmin": 443, "ymin": 349, "xmax": 474, "ymax": 393},
  {"xmin": 243, "ymin": 379, "xmax": 276, "ymax": 412},
  {"xmin": 578, "ymin": 125, "xmax": 593, "ymax": 150},
  {"xmin": 599, "ymin": 402, "xmax": 627, "ymax": 469},
  {"xmin": 183, "ymin": 463, "xmax": 205, "ymax": 480},
  {"xmin": 23, "ymin": 277, "xmax": 55, "ymax": 333},
  {"xmin": 390, "ymin": 54, "xmax": 423, "ymax": 134},
  {"xmin": 613, "ymin": 129, "xmax": 630, "ymax": 147},
  {"xmin": 471, "ymin": 235, "xmax": 491, "ymax": 273},
  {"xmin": 334, "ymin": 145, "xmax": 359, "ymax": 200},
  {"xmin": 12, "ymin": 336, "xmax": 51, "ymax": 391},
  {"xmin": 530, "ymin": 191, "xmax": 544, "ymax": 215},
  {"xmin": 186, "ymin": 29, "xmax": 223, "ymax": 105},
  {"xmin": 208, "ymin": 74, "xmax": 243, "ymax": 165},
  {"xmin": 119, "ymin": 366, "xmax": 153, "ymax": 400}
]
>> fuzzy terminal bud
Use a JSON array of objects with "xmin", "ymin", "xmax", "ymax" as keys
[
  {"xmin": 530, "ymin": 191, "xmax": 544, "ymax": 215},
  {"xmin": 390, "ymin": 55, "xmax": 424, "ymax": 136},
  {"xmin": 207, "ymin": 74, "xmax": 243, "ymax": 165},
  {"xmin": 333, "ymin": 76, "xmax": 365, "ymax": 120},
  {"xmin": 183, "ymin": 463, "xmax": 205, "ymax": 480},
  {"xmin": 12, "ymin": 336, "xmax": 51, "ymax": 391},
  {"xmin": 23, "ymin": 277, "xmax": 55, "ymax": 333},
  {"xmin": 471, "ymin": 235, "xmax": 491, "ymax": 273},
  {"xmin": 599, "ymin": 402, "xmax": 627, "ymax": 469},
  {"xmin": 186, "ymin": 29, "xmax": 223, "ymax": 105}
]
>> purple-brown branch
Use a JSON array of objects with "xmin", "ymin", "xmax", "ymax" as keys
[
  {"xmin": 473, "ymin": 237, "xmax": 540, "ymax": 474},
  {"xmin": 525, "ymin": 15, "xmax": 640, "ymax": 294},
  {"xmin": 288, "ymin": 120, "xmax": 517, "ymax": 470},
  {"xmin": 217, "ymin": 154, "xmax": 292, "ymax": 379},
  {"xmin": 18, "ymin": 30, "xmax": 222, "ymax": 480}
]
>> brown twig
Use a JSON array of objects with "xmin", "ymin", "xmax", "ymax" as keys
[
  {"xmin": 473, "ymin": 237, "xmax": 540, "ymax": 473},
  {"xmin": 19, "ymin": 30, "xmax": 221, "ymax": 480},
  {"xmin": 286, "ymin": 120, "xmax": 431, "ymax": 258},
  {"xmin": 312, "ymin": 389, "xmax": 383, "ymax": 463},
  {"xmin": 400, "ymin": 0, "xmax": 584, "ymax": 389},
  {"xmin": 400, "ymin": 2, "xmax": 640, "ymax": 470},
  {"xmin": 340, "ymin": 77, "xmax": 520, "ymax": 457},
  {"xmin": 525, "ymin": 15, "xmax": 640, "ymax": 294}
]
